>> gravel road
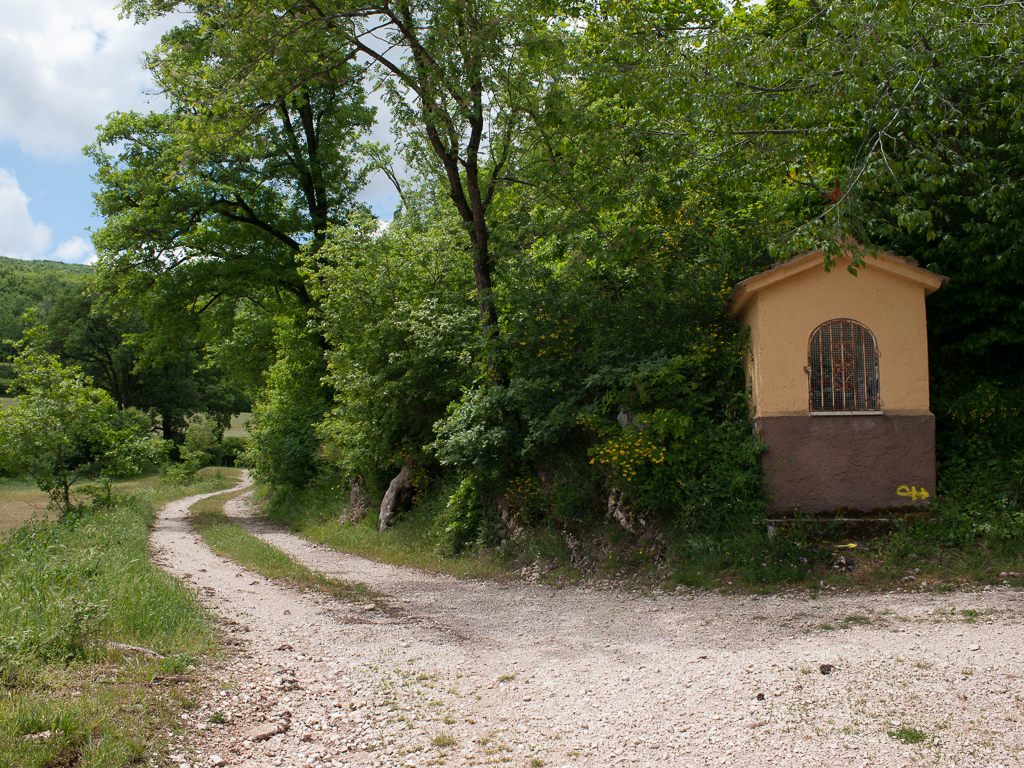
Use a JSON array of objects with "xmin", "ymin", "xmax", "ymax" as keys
[{"xmin": 150, "ymin": 477, "xmax": 1024, "ymax": 768}]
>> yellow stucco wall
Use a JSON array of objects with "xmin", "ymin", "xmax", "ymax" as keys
[{"xmin": 730, "ymin": 249, "xmax": 944, "ymax": 418}]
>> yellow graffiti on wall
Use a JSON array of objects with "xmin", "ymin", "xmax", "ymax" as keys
[{"xmin": 896, "ymin": 485, "xmax": 930, "ymax": 501}]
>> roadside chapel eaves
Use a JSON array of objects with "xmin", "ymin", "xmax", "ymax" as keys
[{"xmin": 726, "ymin": 245, "xmax": 949, "ymax": 320}]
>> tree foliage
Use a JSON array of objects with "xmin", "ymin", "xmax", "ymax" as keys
[
  {"xmin": 88, "ymin": 0, "xmax": 1024, "ymax": 551},
  {"xmin": 120, "ymin": 0, "xmax": 586, "ymax": 348},
  {"xmin": 29, "ymin": 295, "xmax": 246, "ymax": 441},
  {"xmin": 0, "ymin": 257, "xmax": 90, "ymax": 395},
  {"xmin": 0, "ymin": 343, "xmax": 168, "ymax": 514},
  {"xmin": 87, "ymin": 79, "xmax": 373, "ymax": 353},
  {"xmin": 241, "ymin": 324, "xmax": 332, "ymax": 488},
  {"xmin": 88, "ymin": 14, "xmax": 377, "ymax": 474},
  {"xmin": 305, "ymin": 203, "xmax": 478, "ymax": 484}
]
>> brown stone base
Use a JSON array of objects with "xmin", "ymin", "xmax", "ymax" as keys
[{"xmin": 756, "ymin": 412, "xmax": 936, "ymax": 514}]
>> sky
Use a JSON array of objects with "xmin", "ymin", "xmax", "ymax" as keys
[{"xmin": 0, "ymin": 0, "xmax": 398, "ymax": 265}]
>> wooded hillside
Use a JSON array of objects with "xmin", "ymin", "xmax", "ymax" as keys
[{"xmin": 0, "ymin": 256, "xmax": 91, "ymax": 394}]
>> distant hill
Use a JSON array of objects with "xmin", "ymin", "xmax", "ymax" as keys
[
  {"xmin": 0, "ymin": 255, "xmax": 93, "ymax": 276},
  {"xmin": 0, "ymin": 256, "xmax": 93, "ymax": 394}
]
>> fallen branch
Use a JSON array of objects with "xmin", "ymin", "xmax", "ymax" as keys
[{"xmin": 107, "ymin": 642, "xmax": 166, "ymax": 659}]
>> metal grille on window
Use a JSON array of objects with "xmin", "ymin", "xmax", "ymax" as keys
[{"xmin": 808, "ymin": 319, "xmax": 879, "ymax": 412}]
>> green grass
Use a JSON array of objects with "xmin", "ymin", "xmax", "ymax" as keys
[
  {"xmin": 0, "ymin": 397, "xmax": 15, "ymax": 410},
  {"xmin": 223, "ymin": 412, "xmax": 251, "ymax": 438},
  {"xmin": 255, "ymin": 482, "xmax": 830, "ymax": 588},
  {"xmin": 0, "ymin": 673, "xmax": 196, "ymax": 768},
  {"xmin": 189, "ymin": 490, "xmax": 383, "ymax": 606},
  {"xmin": 304, "ymin": 511, "xmax": 509, "ymax": 580},
  {"xmin": 250, "ymin": 476, "xmax": 1024, "ymax": 593},
  {"xmin": 0, "ymin": 477, "xmax": 239, "ymax": 768},
  {"xmin": 888, "ymin": 725, "xmax": 928, "ymax": 744},
  {"xmin": 0, "ymin": 492, "xmax": 225, "ymax": 661},
  {"xmin": 259, "ymin": 484, "xmax": 513, "ymax": 581}
]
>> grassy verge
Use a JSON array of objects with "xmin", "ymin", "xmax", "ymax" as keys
[
  {"xmin": 189, "ymin": 489, "xmax": 383, "ymax": 605},
  {"xmin": 661, "ymin": 529, "xmax": 1024, "ymax": 593},
  {"xmin": 257, "ymin": 484, "xmax": 523, "ymax": 581},
  {"xmin": 0, "ymin": 473, "xmax": 239, "ymax": 768},
  {"xmin": 255, "ymin": 481, "xmax": 1024, "ymax": 593},
  {"xmin": 303, "ymin": 509, "xmax": 513, "ymax": 581}
]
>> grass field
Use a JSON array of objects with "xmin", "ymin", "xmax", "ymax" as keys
[
  {"xmin": 0, "ymin": 397, "xmax": 15, "ymax": 410},
  {"xmin": 0, "ymin": 468, "xmax": 245, "ymax": 536},
  {"xmin": 225, "ymin": 412, "xmax": 251, "ymax": 437},
  {"xmin": 0, "ymin": 478, "xmax": 52, "ymax": 534}
]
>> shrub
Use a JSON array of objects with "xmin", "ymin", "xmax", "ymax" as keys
[
  {"xmin": 426, "ymin": 237, "xmax": 768, "ymax": 546},
  {"xmin": 243, "ymin": 332, "xmax": 330, "ymax": 488},
  {"xmin": 0, "ymin": 345, "xmax": 168, "ymax": 514},
  {"xmin": 583, "ymin": 349, "xmax": 765, "ymax": 535},
  {"xmin": 925, "ymin": 378, "xmax": 1024, "ymax": 551},
  {"xmin": 431, "ymin": 475, "xmax": 487, "ymax": 556},
  {"xmin": 220, "ymin": 436, "xmax": 248, "ymax": 467}
]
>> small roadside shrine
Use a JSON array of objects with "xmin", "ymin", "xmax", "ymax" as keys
[{"xmin": 727, "ymin": 243, "xmax": 947, "ymax": 514}]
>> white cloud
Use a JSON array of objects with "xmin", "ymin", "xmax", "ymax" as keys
[
  {"xmin": 0, "ymin": 168, "xmax": 95, "ymax": 263},
  {"xmin": 0, "ymin": 0, "xmax": 403, "ymax": 254},
  {"xmin": 0, "ymin": 0, "xmax": 174, "ymax": 159},
  {"xmin": 51, "ymin": 236, "xmax": 96, "ymax": 264},
  {"xmin": 0, "ymin": 168, "xmax": 52, "ymax": 258}
]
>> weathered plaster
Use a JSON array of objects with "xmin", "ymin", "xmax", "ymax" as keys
[
  {"xmin": 728, "ymin": 247, "xmax": 946, "ymax": 418},
  {"xmin": 757, "ymin": 413, "xmax": 936, "ymax": 513},
  {"xmin": 728, "ymin": 244, "xmax": 946, "ymax": 513}
]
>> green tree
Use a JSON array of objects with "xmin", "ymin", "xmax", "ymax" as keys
[
  {"xmin": 306, "ymin": 203, "xmax": 478, "ymax": 484},
  {"xmin": 688, "ymin": 0, "xmax": 1024, "ymax": 261},
  {"xmin": 87, "ymin": 35, "xmax": 375, "ymax": 482},
  {"xmin": 0, "ymin": 344, "xmax": 169, "ymax": 515},
  {"xmin": 87, "ymin": 79, "xmax": 373, "ymax": 356},
  {"xmin": 242, "ymin": 326, "xmax": 332, "ymax": 489},
  {"xmin": 31, "ymin": 294, "xmax": 247, "ymax": 442},
  {"xmin": 119, "ymin": 0, "xmax": 578, "ymax": 351}
]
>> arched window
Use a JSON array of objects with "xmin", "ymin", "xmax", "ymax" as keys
[{"xmin": 808, "ymin": 319, "xmax": 880, "ymax": 412}]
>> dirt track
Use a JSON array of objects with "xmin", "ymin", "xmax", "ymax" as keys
[{"xmin": 150, "ymin": 477, "xmax": 1024, "ymax": 767}]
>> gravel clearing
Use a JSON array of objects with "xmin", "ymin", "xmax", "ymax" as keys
[{"xmin": 150, "ymin": 477, "xmax": 1024, "ymax": 768}]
